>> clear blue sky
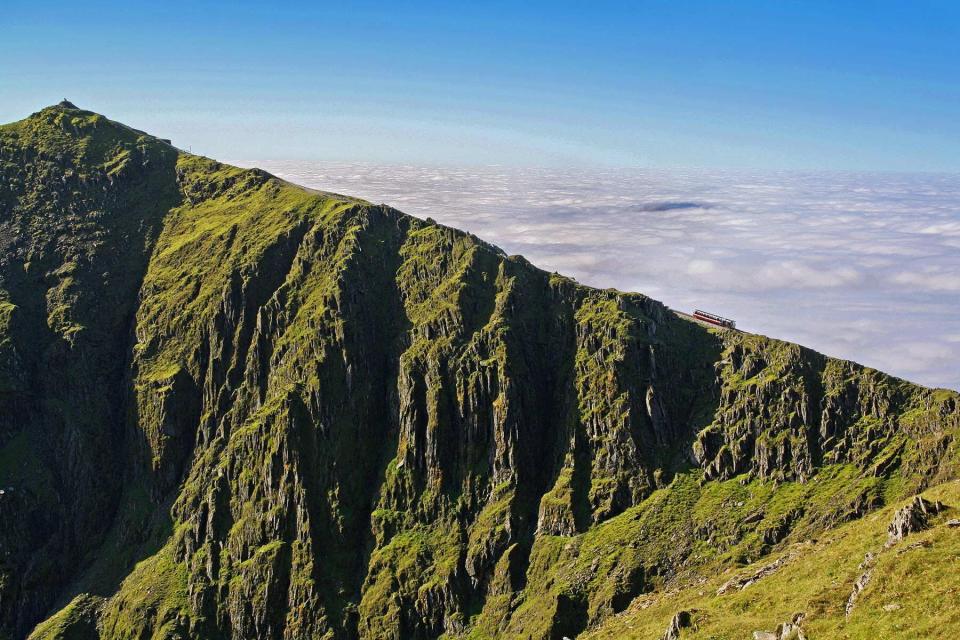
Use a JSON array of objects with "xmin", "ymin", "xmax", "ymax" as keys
[{"xmin": 2, "ymin": 1, "xmax": 958, "ymax": 169}]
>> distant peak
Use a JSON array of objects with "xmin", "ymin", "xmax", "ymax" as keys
[{"xmin": 57, "ymin": 99, "xmax": 78, "ymax": 109}]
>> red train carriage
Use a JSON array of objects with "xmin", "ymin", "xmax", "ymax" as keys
[{"xmin": 693, "ymin": 309, "xmax": 736, "ymax": 329}]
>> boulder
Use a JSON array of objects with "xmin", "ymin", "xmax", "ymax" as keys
[
  {"xmin": 756, "ymin": 613, "xmax": 807, "ymax": 640},
  {"xmin": 777, "ymin": 620, "xmax": 807, "ymax": 640},
  {"xmin": 887, "ymin": 496, "xmax": 943, "ymax": 546},
  {"xmin": 661, "ymin": 610, "xmax": 692, "ymax": 640}
]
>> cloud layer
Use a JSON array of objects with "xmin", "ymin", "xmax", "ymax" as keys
[{"xmin": 244, "ymin": 161, "xmax": 960, "ymax": 391}]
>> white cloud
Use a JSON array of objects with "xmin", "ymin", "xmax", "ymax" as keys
[
  {"xmin": 890, "ymin": 270, "xmax": 960, "ymax": 292},
  {"xmin": 686, "ymin": 259, "xmax": 716, "ymax": 275}
]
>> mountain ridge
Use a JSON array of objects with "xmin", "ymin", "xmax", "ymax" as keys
[{"xmin": 1, "ymin": 103, "xmax": 958, "ymax": 640}]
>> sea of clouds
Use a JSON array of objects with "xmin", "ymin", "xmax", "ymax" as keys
[{"xmin": 242, "ymin": 161, "xmax": 960, "ymax": 391}]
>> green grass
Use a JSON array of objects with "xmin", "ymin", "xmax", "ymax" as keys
[
  {"xmin": 27, "ymin": 594, "xmax": 102, "ymax": 640},
  {"xmin": 584, "ymin": 481, "xmax": 960, "ymax": 640},
  {"xmin": 97, "ymin": 543, "xmax": 190, "ymax": 640}
]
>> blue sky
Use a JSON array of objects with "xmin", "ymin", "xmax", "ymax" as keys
[{"xmin": 2, "ymin": 1, "xmax": 958, "ymax": 169}]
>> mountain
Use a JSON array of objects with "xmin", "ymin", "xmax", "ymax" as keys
[{"xmin": 0, "ymin": 103, "xmax": 957, "ymax": 640}]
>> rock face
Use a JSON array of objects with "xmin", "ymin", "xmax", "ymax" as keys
[
  {"xmin": 886, "ymin": 496, "xmax": 942, "ymax": 546},
  {"xmin": 1, "ymin": 104, "xmax": 959, "ymax": 640},
  {"xmin": 661, "ymin": 610, "xmax": 692, "ymax": 640}
]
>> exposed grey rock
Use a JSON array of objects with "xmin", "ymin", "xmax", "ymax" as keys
[
  {"xmin": 897, "ymin": 539, "xmax": 933, "ymax": 554},
  {"xmin": 661, "ymin": 610, "xmax": 692, "ymax": 640},
  {"xmin": 776, "ymin": 618, "xmax": 807, "ymax": 640},
  {"xmin": 887, "ymin": 496, "xmax": 942, "ymax": 546},
  {"xmin": 846, "ymin": 552, "xmax": 877, "ymax": 617},
  {"xmin": 757, "ymin": 613, "xmax": 807, "ymax": 640},
  {"xmin": 717, "ymin": 548, "xmax": 802, "ymax": 595}
]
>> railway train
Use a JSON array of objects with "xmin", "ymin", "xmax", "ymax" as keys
[{"xmin": 692, "ymin": 309, "xmax": 736, "ymax": 329}]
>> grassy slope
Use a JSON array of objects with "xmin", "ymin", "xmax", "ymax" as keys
[{"xmin": 586, "ymin": 480, "xmax": 960, "ymax": 640}]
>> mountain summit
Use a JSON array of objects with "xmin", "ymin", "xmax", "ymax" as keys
[{"xmin": 1, "ymin": 104, "xmax": 958, "ymax": 640}]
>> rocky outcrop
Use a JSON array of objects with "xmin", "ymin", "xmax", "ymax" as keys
[
  {"xmin": 661, "ymin": 610, "xmax": 693, "ymax": 640},
  {"xmin": 886, "ymin": 496, "xmax": 943, "ymax": 546},
  {"xmin": 717, "ymin": 546, "xmax": 805, "ymax": 595},
  {"xmin": 845, "ymin": 551, "xmax": 876, "ymax": 617},
  {"xmin": 753, "ymin": 614, "xmax": 807, "ymax": 640},
  {"xmin": 844, "ymin": 494, "xmax": 947, "ymax": 619}
]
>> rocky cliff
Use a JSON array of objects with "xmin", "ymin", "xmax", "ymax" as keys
[{"xmin": 1, "ymin": 104, "xmax": 957, "ymax": 640}]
